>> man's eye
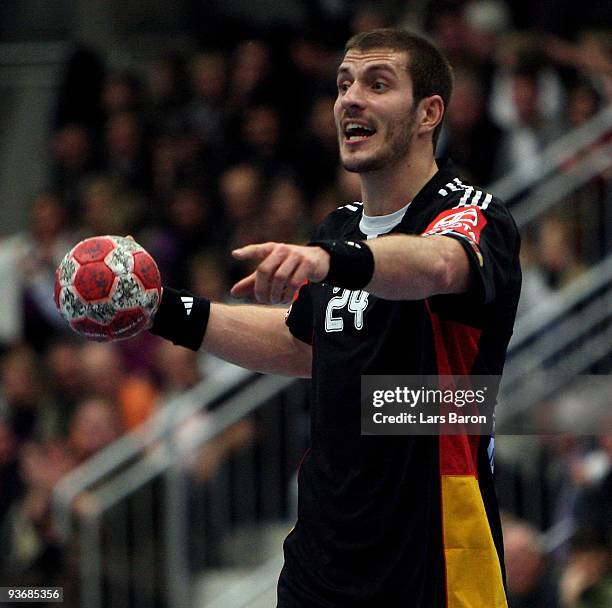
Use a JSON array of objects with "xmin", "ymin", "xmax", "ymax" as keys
[
  {"xmin": 338, "ymin": 82, "xmax": 350, "ymax": 93},
  {"xmin": 372, "ymin": 81, "xmax": 388, "ymax": 91}
]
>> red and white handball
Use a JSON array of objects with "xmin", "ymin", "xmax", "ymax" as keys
[{"xmin": 54, "ymin": 235, "xmax": 161, "ymax": 341}]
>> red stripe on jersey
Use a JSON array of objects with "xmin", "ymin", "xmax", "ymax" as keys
[
  {"xmin": 423, "ymin": 207, "xmax": 487, "ymax": 245},
  {"xmin": 426, "ymin": 301, "xmax": 482, "ymax": 477},
  {"xmin": 285, "ymin": 280, "xmax": 310, "ymax": 322},
  {"xmin": 292, "ymin": 280, "xmax": 309, "ymax": 304},
  {"xmin": 427, "ymin": 303, "xmax": 486, "ymax": 608}
]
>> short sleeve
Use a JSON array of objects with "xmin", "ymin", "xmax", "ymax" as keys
[
  {"xmin": 422, "ymin": 199, "xmax": 520, "ymax": 305},
  {"xmin": 285, "ymin": 281, "xmax": 314, "ymax": 345}
]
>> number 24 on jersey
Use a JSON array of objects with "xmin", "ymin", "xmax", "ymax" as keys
[{"xmin": 325, "ymin": 288, "xmax": 369, "ymax": 332}]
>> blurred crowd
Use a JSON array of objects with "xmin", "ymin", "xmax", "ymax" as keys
[{"xmin": 0, "ymin": 0, "xmax": 610, "ymax": 604}]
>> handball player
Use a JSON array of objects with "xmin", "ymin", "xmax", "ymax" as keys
[{"xmin": 150, "ymin": 28, "xmax": 521, "ymax": 607}]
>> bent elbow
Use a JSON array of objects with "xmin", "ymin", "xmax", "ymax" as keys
[
  {"xmin": 433, "ymin": 256, "xmax": 453, "ymax": 293},
  {"xmin": 433, "ymin": 241, "xmax": 469, "ymax": 294}
]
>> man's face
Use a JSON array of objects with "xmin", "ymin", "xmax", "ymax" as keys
[{"xmin": 334, "ymin": 48, "xmax": 418, "ymax": 173}]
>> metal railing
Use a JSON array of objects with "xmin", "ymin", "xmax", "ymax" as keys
[
  {"xmin": 510, "ymin": 141, "xmax": 612, "ymax": 229},
  {"xmin": 52, "ymin": 365, "xmax": 252, "ymax": 541},
  {"xmin": 53, "ymin": 369, "xmax": 306, "ymax": 608},
  {"xmin": 487, "ymin": 104, "xmax": 612, "ymax": 202}
]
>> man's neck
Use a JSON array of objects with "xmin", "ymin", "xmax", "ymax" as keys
[{"xmin": 360, "ymin": 152, "xmax": 439, "ymax": 216}]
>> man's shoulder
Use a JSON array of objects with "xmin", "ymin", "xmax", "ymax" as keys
[
  {"xmin": 434, "ymin": 177, "xmax": 502, "ymax": 211},
  {"xmin": 412, "ymin": 161, "xmax": 509, "ymax": 224},
  {"xmin": 427, "ymin": 176, "xmax": 516, "ymax": 232},
  {"xmin": 312, "ymin": 202, "xmax": 363, "ymax": 240}
]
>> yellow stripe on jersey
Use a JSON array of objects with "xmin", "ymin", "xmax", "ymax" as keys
[{"xmin": 441, "ymin": 475, "xmax": 507, "ymax": 608}]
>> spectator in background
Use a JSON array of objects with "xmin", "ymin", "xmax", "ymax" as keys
[
  {"xmin": 560, "ymin": 429, "xmax": 612, "ymax": 607},
  {"xmin": 262, "ymin": 175, "xmax": 311, "ymax": 245},
  {"xmin": 284, "ymin": 33, "xmax": 338, "ymax": 134},
  {"xmin": 218, "ymin": 164, "xmax": 267, "ymax": 256},
  {"xmin": 560, "ymin": 537, "xmax": 612, "ymax": 608},
  {"xmin": 544, "ymin": 29, "xmax": 612, "ymax": 102},
  {"xmin": 0, "ymin": 439, "xmax": 72, "ymax": 587},
  {"xmin": 80, "ymin": 342, "xmax": 158, "ymax": 431},
  {"xmin": 50, "ymin": 124, "xmax": 97, "ymax": 215},
  {"xmin": 154, "ymin": 341, "xmax": 202, "ymax": 399},
  {"xmin": 235, "ymin": 104, "xmax": 287, "ymax": 178},
  {"xmin": 0, "ymin": 418, "xmax": 23, "ymax": 530},
  {"xmin": 566, "ymin": 82, "xmax": 603, "ymax": 131},
  {"xmin": 226, "ymin": 39, "xmax": 273, "ymax": 114},
  {"xmin": 350, "ymin": 2, "xmax": 396, "ymax": 36},
  {"xmin": 536, "ymin": 215, "xmax": 585, "ymax": 290},
  {"xmin": 153, "ymin": 185, "xmax": 216, "ymax": 288},
  {"xmin": 150, "ymin": 117, "xmax": 216, "ymax": 203},
  {"xmin": 17, "ymin": 192, "xmax": 75, "ymax": 349},
  {"xmin": 460, "ymin": 0, "xmax": 512, "ymax": 105},
  {"xmin": 293, "ymin": 94, "xmax": 339, "ymax": 199},
  {"xmin": 571, "ymin": 431, "xmax": 612, "ymax": 559},
  {"xmin": 495, "ymin": 59, "xmax": 564, "ymax": 180},
  {"xmin": 53, "ymin": 47, "xmax": 105, "ymax": 136},
  {"xmin": 187, "ymin": 251, "xmax": 230, "ymax": 302},
  {"xmin": 186, "ymin": 52, "xmax": 228, "ymax": 153},
  {"xmin": 575, "ymin": 31, "xmax": 612, "ymax": 101},
  {"xmin": 518, "ymin": 213, "xmax": 586, "ymax": 315},
  {"xmin": 79, "ymin": 175, "xmax": 141, "ymax": 237},
  {"xmin": 66, "ymin": 396, "xmax": 121, "ymax": 464},
  {"xmin": 423, "ymin": 1, "xmax": 470, "ymax": 65},
  {"xmin": 103, "ymin": 111, "xmax": 152, "ymax": 193},
  {"xmin": 101, "ymin": 71, "xmax": 142, "ymax": 117},
  {"xmin": 44, "ymin": 339, "xmax": 85, "ymax": 433},
  {"xmin": 0, "ymin": 397, "xmax": 120, "ymax": 586},
  {"xmin": 0, "ymin": 345, "xmax": 59, "ymax": 443},
  {"xmin": 439, "ymin": 65, "xmax": 503, "ymax": 184},
  {"xmin": 504, "ymin": 517, "xmax": 560, "ymax": 607},
  {"xmin": 143, "ymin": 57, "xmax": 187, "ymax": 128}
]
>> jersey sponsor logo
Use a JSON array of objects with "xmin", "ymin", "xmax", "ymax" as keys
[
  {"xmin": 325, "ymin": 288, "xmax": 369, "ymax": 332},
  {"xmin": 422, "ymin": 207, "xmax": 487, "ymax": 245}
]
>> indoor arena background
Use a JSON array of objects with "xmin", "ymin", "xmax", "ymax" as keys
[{"xmin": 0, "ymin": 1, "xmax": 610, "ymax": 606}]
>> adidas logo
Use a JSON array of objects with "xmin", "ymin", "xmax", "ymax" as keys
[{"xmin": 181, "ymin": 296, "xmax": 194, "ymax": 316}]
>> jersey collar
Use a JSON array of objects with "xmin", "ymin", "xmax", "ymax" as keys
[
  {"xmin": 359, "ymin": 200, "xmax": 412, "ymax": 238},
  {"xmin": 357, "ymin": 158, "xmax": 458, "ymax": 237}
]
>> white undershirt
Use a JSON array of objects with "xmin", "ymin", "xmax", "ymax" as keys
[{"xmin": 358, "ymin": 201, "xmax": 412, "ymax": 239}]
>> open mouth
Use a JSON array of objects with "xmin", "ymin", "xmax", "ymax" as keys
[{"xmin": 344, "ymin": 122, "xmax": 376, "ymax": 142}]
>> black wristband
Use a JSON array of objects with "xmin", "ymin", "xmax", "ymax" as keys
[
  {"xmin": 309, "ymin": 239, "xmax": 374, "ymax": 290},
  {"xmin": 149, "ymin": 286, "xmax": 210, "ymax": 351}
]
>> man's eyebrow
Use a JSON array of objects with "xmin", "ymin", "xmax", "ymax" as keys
[{"xmin": 336, "ymin": 63, "xmax": 400, "ymax": 78}]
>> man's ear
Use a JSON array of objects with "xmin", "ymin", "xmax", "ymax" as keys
[{"xmin": 417, "ymin": 95, "xmax": 444, "ymax": 137}]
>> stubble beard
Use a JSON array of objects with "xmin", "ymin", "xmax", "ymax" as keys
[{"xmin": 340, "ymin": 108, "xmax": 417, "ymax": 174}]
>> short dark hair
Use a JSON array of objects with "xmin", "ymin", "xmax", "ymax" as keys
[{"xmin": 344, "ymin": 28, "xmax": 454, "ymax": 149}]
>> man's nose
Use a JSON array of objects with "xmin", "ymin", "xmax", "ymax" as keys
[{"xmin": 341, "ymin": 82, "xmax": 366, "ymax": 110}]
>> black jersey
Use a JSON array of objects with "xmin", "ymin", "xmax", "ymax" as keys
[{"xmin": 282, "ymin": 160, "xmax": 521, "ymax": 608}]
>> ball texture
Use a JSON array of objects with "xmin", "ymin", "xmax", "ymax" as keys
[{"xmin": 54, "ymin": 236, "xmax": 161, "ymax": 341}]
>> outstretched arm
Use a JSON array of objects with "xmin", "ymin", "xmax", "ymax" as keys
[
  {"xmin": 361, "ymin": 234, "xmax": 470, "ymax": 300},
  {"xmin": 151, "ymin": 234, "xmax": 467, "ymax": 374},
  {"xmin": 231, "ymin": 234, "xmax": 470, "ymax": 304},
  {"xmin": 203, "ymin": 303, "xmax": 312, "ymax": 378}
]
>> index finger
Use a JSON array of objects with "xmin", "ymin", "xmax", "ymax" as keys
[{"xmin": 232, "ymin": 242, "xmax": 275, "ymax": 261}]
